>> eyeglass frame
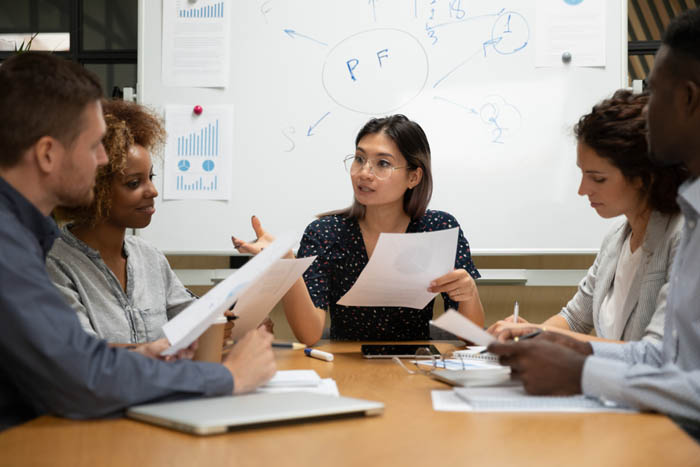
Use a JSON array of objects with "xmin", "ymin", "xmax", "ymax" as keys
[
  {"xmin": 343, "ymin": 153, "xmax": 413, "ymax": 180},
  {"xmin": 392, "ymin": 347, "xmax": 472, "ymax": 375}
]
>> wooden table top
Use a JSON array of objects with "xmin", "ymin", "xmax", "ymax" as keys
[{"xmin": 1, "ymin": 341, "xmax": 698, "ymax": 467}]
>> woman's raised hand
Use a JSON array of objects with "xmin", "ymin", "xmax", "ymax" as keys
[{"xmin": 231, "ymin": 216, "xmax": 276, "ymax": 255}]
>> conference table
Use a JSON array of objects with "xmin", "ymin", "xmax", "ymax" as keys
[{"xmin": 1, "ymin": 341, "xmax": 699, "ymax": 466}]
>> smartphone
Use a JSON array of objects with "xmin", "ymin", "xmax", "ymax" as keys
[{"xmin": 361, "ymin": 344, "xmax": 440, "ymax": 359}]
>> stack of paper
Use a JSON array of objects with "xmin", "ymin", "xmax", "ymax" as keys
[{"xmin": 256, "ymin": 370, "xmax": 339, "ymax": 397}]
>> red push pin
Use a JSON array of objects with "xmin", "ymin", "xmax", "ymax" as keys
[{"xmin": 193, "ymin": 105, "xmax": 203, "ymax": 115}]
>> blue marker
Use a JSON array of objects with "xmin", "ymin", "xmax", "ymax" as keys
[{"xmin": 304, "ymin": 348, "xmax": 334, "ymax": 362}]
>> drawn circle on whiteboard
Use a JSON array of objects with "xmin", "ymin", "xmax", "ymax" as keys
[
  {"xmin": 178, "ymin": 160, "xmax": 190, "ymax": 172},
  {"xmin": 490, "ymin": 11, "xmax": 529, "ymax": 55},
  {"xmin": 564, "ymin": 0, "xmax": 584, "ymax": 5},
  {"xmin": 322, "ymin": 28, "xmax": 428, "ymax": 115},
  {"xmin": 202, "ymin": 160, "xmax": 215, "ymax": 172}
]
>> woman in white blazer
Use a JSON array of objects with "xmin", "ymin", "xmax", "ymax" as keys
[{"xmin": 489, "ymin": 90, "xmax": 688, "ymax": 343}]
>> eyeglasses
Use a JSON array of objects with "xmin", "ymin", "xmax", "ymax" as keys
[
  {"xmin": 393, "ymin": 347, "xmax": 473, "ymax": 375},
  {"xmin": 343, "ymin": 154, "xmax": 411, "ymax": 180}
]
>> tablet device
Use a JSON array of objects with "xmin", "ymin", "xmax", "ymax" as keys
[{"xmin": 361, "ymin": 344, "xmax": 440, "ymax": 358}]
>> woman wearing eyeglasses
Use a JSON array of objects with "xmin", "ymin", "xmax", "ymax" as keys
[{"xmin": 232, "ymin": 115, "xmax": 484, "ymax": 345}]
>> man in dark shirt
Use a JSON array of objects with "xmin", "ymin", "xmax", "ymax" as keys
[{"xmin": 0, "ymin": 52, "xmax": 275, "ymax": 431}]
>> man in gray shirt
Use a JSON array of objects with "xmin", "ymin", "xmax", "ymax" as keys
[
  {"xmin": 0, "ymin": 52, "xmax": 275, "ymax": 431},
  {"xmin": 488, "ymin": 8, "xmax": 700, "ymax": 438}
]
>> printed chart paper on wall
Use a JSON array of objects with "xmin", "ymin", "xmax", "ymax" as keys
[
  {"xmin": 162, "ymin": 0, "xmax": 231, "ymax": 87},
  {"xmin": 164, "ymin": 105, "xmax": 233, "ymax": 201}
]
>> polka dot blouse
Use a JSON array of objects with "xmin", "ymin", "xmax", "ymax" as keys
[{"xmin": 297, "ymin": 209, "xmax": 480, "ymax": 340}]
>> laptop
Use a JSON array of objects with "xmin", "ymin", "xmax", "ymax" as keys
[{"xmin": 126, "ymin": 392, "xmax": 384, "ymax": 435}]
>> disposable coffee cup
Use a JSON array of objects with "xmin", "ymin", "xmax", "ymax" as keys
[{"xmin": 194, "ymin": 316, "xmax": 227, "ymax": 363}]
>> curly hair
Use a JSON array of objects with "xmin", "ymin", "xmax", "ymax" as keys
[
  {"xmin": 54, "ymin": 99, "xmax": 165, "ymax": 226},
  {"xmin": 574, "ymin": 89, "xmax": 689, "ymax": 214}
]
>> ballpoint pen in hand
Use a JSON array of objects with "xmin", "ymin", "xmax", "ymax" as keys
[
  {"xmin": 512, "ymin": 301, "xmax": 519, "ymax": 323},
  {"xmin": 513, "ymin": 329, "xmax": 542, "ymax": 342}
]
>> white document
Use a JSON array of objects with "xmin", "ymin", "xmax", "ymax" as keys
[
  {"xmin": 163, "ymin": 105, "xmax": 232, "ymax": 201},
  {"xmin": 431, "ymin": 390, "xmax": 473, "ymax": 412},
  {"xmin": 535, "ymin": 0, "xmax": 606, "ymax": 67},
  {"xmin": 230, "ymin": 256, "xmax": 316, "ymax": 340},
  {"xmin": 453, "ymin": 386, "xmax": 637, "ymax": 413},
  {"xmin": 337, "ymin": 228, "xmax": 458, "ymax": 309},
  {"xmin": 430, "ymin": 309, "xmax": 495, "ymax": 346},
  {"xmin": 161, "ymin": 0, "xmax": 230, "ymax": 87},
  {"xmin": 256, "ymin": 379, "xmax": 340, "ymax": 397},
  {"xmin": 161, "ymin": 232, "xmax": 298, "ymax": 356},
  {"xmin": 261, "ymin": 370, "xmax": 321, "ymax": 388}
]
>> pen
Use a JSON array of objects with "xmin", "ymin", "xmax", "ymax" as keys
[
  {"xmin": 512, "ymin": 301, "xmax": 519, "ymax": 323},
  {"xmin": 304, "ymin": 348, "xmax": 334, "ymax": 362},
  {"xmin": 513, "ymin": 329, "xmax": 542, "ymax": 342},
  {"xmin": 272, "ymin": 341, "xmax": 305, "ymax": 350}
]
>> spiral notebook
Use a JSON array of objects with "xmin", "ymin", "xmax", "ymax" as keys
[{"xmin": 451, "ymin": 347, "xmax": 500, "ymax": 364}]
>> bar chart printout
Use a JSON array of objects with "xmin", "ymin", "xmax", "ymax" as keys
[
  {"xmin": 178, "ymin": 1, "xmax": 224, "ymax": 18},
  {"xmin": 162, "ymin": 0, "xmax": 230, "ymax": 87},
  {"xmin": 164, "ymin": 105, "xmax": 233, "ymax": 200}
]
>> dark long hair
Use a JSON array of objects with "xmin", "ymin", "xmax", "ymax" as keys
[
  {"xmin": 574, "ymin": 90, "xmax": 689, "ymax": 214},
  {"xmin": 322, "ymin": 114, "xmax": 433, "ymax": 221}
]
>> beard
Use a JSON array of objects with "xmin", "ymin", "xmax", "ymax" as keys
[{"xmin": 56, "ymin": 182, "xmax": 95, "ymax": 207}]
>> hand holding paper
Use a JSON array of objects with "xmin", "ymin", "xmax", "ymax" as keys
[
  {"xmin": 338, "ymin": 228, "xmax": 458, "ymax": 309},
  {"xmin": 160, "ymin": 231, "xmax": 298, "ymax": 356}
]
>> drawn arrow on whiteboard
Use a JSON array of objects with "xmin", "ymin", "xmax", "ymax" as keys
[
  {"xmin": 369, "ymin": 0, "xmax": 378, "ymax": 22},
  {"xmin": 283, "ymin": 29, "xmax": 328, "ymax": 46},
  {"xmin": 307, "ymin": 112, "xmax": 331, "ymax": 136}
]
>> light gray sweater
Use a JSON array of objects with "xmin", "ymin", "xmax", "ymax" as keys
[{"xmin": 46, "ymin": 226, "xmax": 194, "ymax": 344}]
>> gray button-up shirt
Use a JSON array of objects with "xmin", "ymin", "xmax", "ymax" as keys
[
  {"xmin": 582, "ymin": 177, "xmax": 700, "ymax": 429},
  {"xmin": 0, "ymin": 177, "xmax": 232, "ymax": 431},
  {"xmin": 47, "ymin": 226, "xmax": 194, "ymax": 344}
]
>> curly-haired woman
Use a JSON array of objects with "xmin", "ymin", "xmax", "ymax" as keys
[
  {"xmin": 47, "ymin": 100, "xmax": 205, "ymax": 348},
  {"xmin": 489, "ymin": 90, "xmax": 689, "ymax": 344}
]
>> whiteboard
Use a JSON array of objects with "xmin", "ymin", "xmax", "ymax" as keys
[{"xmin": 137, "ymin": 0, "xmax": 627, "ymax": 254}]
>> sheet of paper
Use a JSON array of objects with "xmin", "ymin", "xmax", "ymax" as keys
[
  {"xmin": 163, "ymin": 105, "xmax": 232, "ymax": 201},
  {"xmin": 430, "ymin": 309, "xmax": 494, "ymax": 346},
  {"xmin": 337, "ymin": 228, "xmax": 458, "ymax": 309},
  {"xmin": 431, "ymin": 390, "xmax": 473, "ymax": 412},
  {"xmin": 231, "ymin": 256, "xmax": 315, "ymax": 340},
  {"xmin": 535, "ymin": 0, "xmax": 606, "ymax": 67},
  {"xmin": 161, "ymin": 231, "xmax": 298, "ymax": 355},
  {"xmin": 256, "ymin": 379, "xmax": 339, "ymax": 397},
  {"xmin": 161, "ymin": 0, "xmax": 230, "ymax": 87},
  {"xmin": 261, "ymin": 370, "xmax": 321, "ymax": 387},
  {"xmin": 453, "ymin": 386, "xmax": 637, "ymax": 413}
]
